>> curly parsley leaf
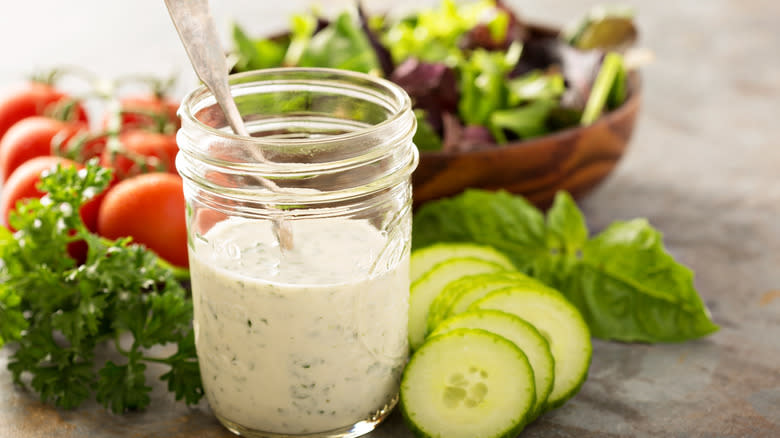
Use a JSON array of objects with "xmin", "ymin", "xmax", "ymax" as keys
[
  {"xmin": 160, "ymin": 331, "xmax": 204, "ymax": 405},
  {"xmin": 96, "ymin": 360, "xmax": 152, "ymax": 414},
  {"xmin": 0, "ymin": 160, "xmax": 203, "ymax": 412},
  {"xmin": 412, "ymin": 189, "xmax": 719, "ymax": 342},
  {"xmin": 0, "ymin": 228, "xmax": 27, "ymax": 347},
  {"xmin": 0, "ymin": 285, "xmax": 25, "ymax": 347},
  {"xmin": 8, "ymin": 323, "xmax": 96, "ymax": 409}
]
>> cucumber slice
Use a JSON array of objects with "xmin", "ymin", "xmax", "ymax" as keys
[
  {"xmin": 430, "ymin": 310, "xmax": 555, "ymax": 420},
  {"xmin": 400, "ymin": 329, "xmax": 535, "ymax": 438},
  {"xmin": 426, "ymin": 271, "xmax": 540, "ymax": 335},
  {"xmin": 410, "ymin": 243, "xmax": 514, "ymax": 283},
  {"xmin": 409, "ymin": 257, "xmax": 508, "ymax": 350},
  {"xmin": 471, "ymin": 288, "xmax": 592, "ymax": 410}
]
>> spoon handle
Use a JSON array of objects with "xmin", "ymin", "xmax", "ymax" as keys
[
  {"xmin": 163, "ymin": 0, "xmax": 248, "ymax": 136},
  {"xmin": 163, "ymin": 0, "xmax": 294, "ymax": 251}
]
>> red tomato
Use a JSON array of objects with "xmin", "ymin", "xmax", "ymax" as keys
[
  {"xmin": 68, "ymin": 129, "xmax": 109, "ymax": 163},
  {"xmin": 103, "ymin": 95, "xmax": 180, "ymax": 133},
  {"xmin": 0, "ymin": 82, "xmax": 88, "ymax": 142},
  {"xmin": 100, "ymin": 130, "xmax": 179, "ymax": 180},
  {"xmin": 0, "ymin": 116, "xmax": 87, "ymax": 182},
  {"xmin": 97, "ymin": 173, "xmax": 188, "ymax": 267},
  {"xmin": 0, "ymin": 155, "xmax": 104, "ymax": 263}
]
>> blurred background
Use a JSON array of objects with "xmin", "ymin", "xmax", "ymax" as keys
[{"xmin": 0, "ymin": 0, "xmax": 778, "ymax": 222}]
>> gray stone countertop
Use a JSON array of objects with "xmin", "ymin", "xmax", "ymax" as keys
[{"xmin": 1, "ymin": 1, "xmax": 778, "ymax": 437}]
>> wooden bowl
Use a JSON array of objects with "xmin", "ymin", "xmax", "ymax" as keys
[{"xmin": 413, "ymin": 71, "xmax": 640, "ymax": 208}]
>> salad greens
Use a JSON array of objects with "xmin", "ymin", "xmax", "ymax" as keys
[
  {"xmin": 414, "ymin": 110, "xmax": 443, "ymax": 151},
  {"xmin": 563, "ymin": 6, "xmax": 638, "ymax": 52},
  {"xmin": 412, "ymin": 190, "xmax": 719, "ymax": 343},
  {"xmin": 231, "ymin": 0, "xmax": 636, "ymax": 152},
  {"xmin": 457, "ymin": 44, "xmax": 521, "ymax": 127},
  {"xmin": 581, "ymin": 52, "xmax": 626, "ymax": 125},
  {"xmin": 295, "ymin": 12, "xmax": 381, "ymax": 74},
  {"xmin": 383, "ymin": 0, "xmax": 510, "ymax": 65},
  {"xmin": 231, "ymin": 24, "xmax": 286, "ymax": 71},
  {"xmin": 0, "ymin": 161, "xmax": 203, "ymax": 412}
]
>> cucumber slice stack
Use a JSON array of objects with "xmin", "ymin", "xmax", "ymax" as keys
[
  {"xmin": 400, "ymin": 243, "xmax": 593, "ymax": 438},
  {"xmin": 401, "ymin": 329, "xmax": 535, "ymax": 438},
  {"xmin": 409, "ymin": 254, "xmax": 513, "ymax": 350},
  {"xmin": 473, "ymin": 288, "xmax": 592, "ymax": 410},
  {"xmin": 430, "ymin": 310, "xmax": 554, "ymax": 420},
  {"xmin": 425, "ymin": 271, "xmax": 537, "ymax": 336},
  {"xmin": 410, "ymin": 243, "xmax": 515, "ymax": 283}
]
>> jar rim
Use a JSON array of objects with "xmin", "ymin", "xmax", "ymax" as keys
[
  {"xmin": 176, "ymin": 67, "xmax": 418, "ymax": 205},
  {"xmin": 178, "ymin": 67, "xmax": 413, "ymax": 147}
]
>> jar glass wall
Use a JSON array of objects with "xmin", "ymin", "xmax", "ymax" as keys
[{"xmin": 176, "ymin": 68, "xmax": 418, "ymax": 438}]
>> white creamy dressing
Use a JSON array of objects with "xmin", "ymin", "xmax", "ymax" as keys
[{"xmin": 189, "ymin": 217, "xmax": 409, "ymax": 434}]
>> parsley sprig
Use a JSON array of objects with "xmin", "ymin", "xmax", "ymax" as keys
[{"xmin": 0, "ymin": 160, "xmax": 203, "ymax": 412}]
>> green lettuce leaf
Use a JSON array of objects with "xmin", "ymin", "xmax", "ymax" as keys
[
  {"xmin": 507, "ymin": 71, "xmax": 566, "ymax": 104},
  {"xmin": 282, "ymin": 12, "xmax": 318, "ymax": 67},
  {"xmin": 458, "ymin": 45, "xmax": 521, "ymax": 127},
  {"xmin": 413, "ymin": 189, "xmax": 719, "ymax": 343},
  {"xmin": 413, "ymin": 110, "xmax": 443, "ymax": 152},
  {"xmin": 490, "ymin": 99, "xmax": 558, "ymax": 140},
  {"xmin": 383, "ymin": 0, "xmax": 506, "ymax": 64},
  {"xmin": 231, "ymin": 23, "xmax": 287, "ymax": 71},
  {"xmin": 296, "ymin": 12, "xmax": 380, "ymax": 74}
]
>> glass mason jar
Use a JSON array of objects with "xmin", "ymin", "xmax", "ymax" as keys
[{"xmin": 176, "ymin": 68, "xmax": 418, "ymax": 438}]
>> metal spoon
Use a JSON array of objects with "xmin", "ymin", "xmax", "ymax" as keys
[{"xmin": 163, "ymin": 0, "xmax": 293, "ymax": 250}]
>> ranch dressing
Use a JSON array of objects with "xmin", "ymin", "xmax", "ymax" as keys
[{"xmin": 189, "ymin": 217, "xmax": 410, "ymax": 435}]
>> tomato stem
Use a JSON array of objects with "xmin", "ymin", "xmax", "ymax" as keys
[
  {"xmin": 30, "ymin": 65, "xmax": 101, "ymax": 88},
  {"xmin": 113, "ymin": 73, "xmax": 178, "ymax": 98},
  {"xmin": 45, "ymin": 97, "xmax": 81, "ymax": 123},
  {"xmin": 118, "ymin": 108, "xmax": 177, "ymax": 135}
]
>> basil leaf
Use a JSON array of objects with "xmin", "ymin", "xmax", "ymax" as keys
[
  {"xmin": 412, "ymin": 189, "xmax": 719, "ymax": 343},
  {"xmin": 574, "ymin": 219, "xmax": 719, "ymax": 342},
  {"xmin": 530, "ymin": 191, "xmax": 585, "ymax": 303},
  {"xmin": 546, "ymin": 191, "xmax": 588, "ymax": 254},
  {"xmin": 412, "ymin": 190, "xmax": 547, "ymax": 272}
]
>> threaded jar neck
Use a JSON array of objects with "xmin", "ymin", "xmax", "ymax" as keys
[{"xmin": 176, "ymin": 68, "xmax": 417, "ymax": 208}]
